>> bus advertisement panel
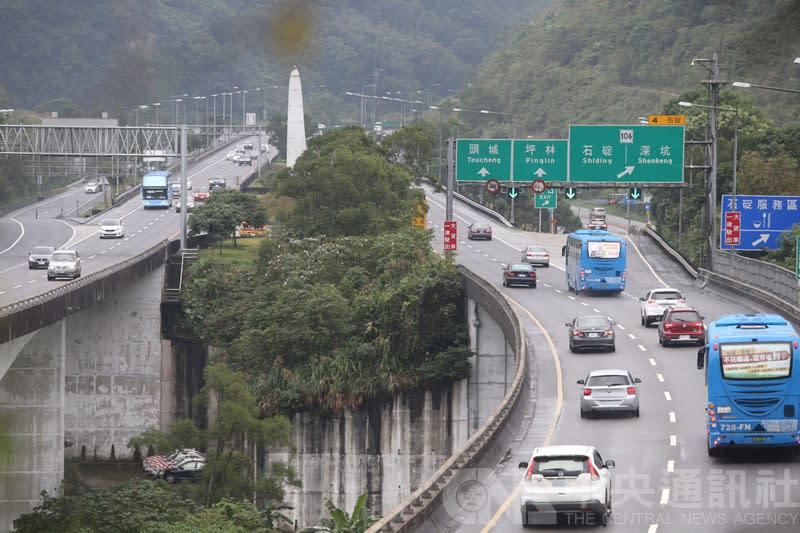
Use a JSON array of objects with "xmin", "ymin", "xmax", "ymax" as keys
[
  {"xmin": 698, "ymin": 314, "xmax": 800, "ymax": 456},
  {"xmin": 142, "ymin": 171, "xmax": 172, "ymax": 209},
  {"xmin": 563, "ymin": 229, "xmax": 627, "ymax": 294}
]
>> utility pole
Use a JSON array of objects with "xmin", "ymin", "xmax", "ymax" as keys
[{"xmin": 697, "ymin": 52, "xmax": 722, "ymax": 271}]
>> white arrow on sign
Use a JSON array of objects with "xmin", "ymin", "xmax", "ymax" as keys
[
  {"xmin": 616, "ymin": 166, "xmax": 635, "ymax": 179},
  {"xmin": 534, "ymin": 168, "xmax": 547, "ymax": 178},
  {"xmin": 478, "ymin": 167, "xmax": 490, "ymax": 177},
  {"xmin": 751, "ymin": 234, "xmax": 770, "ymax": 247}
]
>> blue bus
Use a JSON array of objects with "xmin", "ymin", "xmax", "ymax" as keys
[
  {"xmin": 697, "ymin": 314, "xmax": 800, "ymax": 456},
  {"xmin": 142, "ymin": 170, "xmax": 172, "ymax": 209},
  {"xmin": 562, "ymin": 229, "xmax": 627, "ymax": 293}
]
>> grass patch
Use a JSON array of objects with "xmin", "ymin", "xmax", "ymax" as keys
[{"xmin": 198, "ymin": 236, "xmax": 264, "ymax": 264}]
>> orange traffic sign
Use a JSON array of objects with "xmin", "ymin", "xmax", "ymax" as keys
[{"xmin": 648, "ymin": 115, "xmax": 685, "ymax": 125}]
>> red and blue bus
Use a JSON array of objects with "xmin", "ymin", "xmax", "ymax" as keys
[
  {"xmin": 697, "ymin": 314, "xmax": 800, "ymax": 456},
  {"xmin": 563, "ymin": 229, "xmax": 627, "ymax": 294},
  {"xmin": 142, "ymin": 170, "xmax": 172, "ymax": 209}
]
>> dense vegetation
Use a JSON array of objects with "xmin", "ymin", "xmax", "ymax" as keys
[
  {"xmin": 183, "ymin": 126, "xmax": 472, "ymax": 414},
  {"xmin": 0, "ymin": 0, "xmax": 554, "ymax": 121}
]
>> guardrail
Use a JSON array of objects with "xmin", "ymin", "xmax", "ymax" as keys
[
  {"xmin": 366, "ymin": 266, "xmax": 527, "ymax": 532},
  {"xmin": 642, "ymin": 226, "xmax": 698, "ymax": 278},
  {"xmin": 642, "ymin": 226, "xmax": 800, "ymax": 323}
]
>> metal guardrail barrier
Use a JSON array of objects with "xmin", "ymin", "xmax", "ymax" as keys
[
  {"xmin": 642, "ymin": 227, "xmax": 698, "ymax": 278},
  {"xmin": 366, "ymin": 266, "xmax": 527, "ymax": 532}
]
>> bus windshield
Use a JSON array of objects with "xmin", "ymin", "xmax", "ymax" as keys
[
  {"xmin": 720, "ymin": 342, "xmax": 792, "ymax": 380},
  {"xmin": 587, "ymin": 241, "xmax": 620, "ymax": 259},
  {"xmin": 143, "ymin": 187, "xmax": 168, "ymax": 200}
]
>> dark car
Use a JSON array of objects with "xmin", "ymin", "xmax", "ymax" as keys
[
  {"xmin": 467, "ymin": 223, "xmax": 492, "ymax": 240},
  {"xmin": 502, "ymin": 263, "xmax": 537, "ymax": 288},
  {"xmin": 657, "ymin": 306, "xmax": 706, "ymax": 346},
  {"xmin": 161, "ymin": 458, "xmax": 205, "ymax": 483},
  {"xmin": 28, "ymin": 245, "xmax": 55, "ymax": 269},
  {"xmin": 209, "ymin": 177, "xmax": 226, "ymax": 190},
  {"xmin": 566, "ymin": 315, "xmax": 616, "ymax": 352}
]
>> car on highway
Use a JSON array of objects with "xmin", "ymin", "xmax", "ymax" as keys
[
  {"xmin": 235, "ymin": 154, "xmax": 253, "ymax": 166},
  {"xmin": 226, "ymin": 151, "xmax": 237, "ymax": 161},
  {"xmin": 566, "ymin": 315, "xmax": 616, "ymax": 352},
  {"xmin": 193, "ymin": 188, "xmax": 210, "ymax": 203},
  {"xmin": 577, "ymin": 369, "xmax": 641, "ymax": 418},
  {"xmin": 84, "ymin": 181, "xmax": 103, "ymax": 193},
  {"xmin": 590, "ymin": 207, "xmax": 606, "ymax": 218},
  {"xmin": 99, "ymin": 218, "xmax": 124, "ymax": 239},
  {"xmin": 521, "ymin": 245, "xmax": 550, "ymax": 266},
  {"xmin": 467, "ymin": 222, "xmax": 492, "ymax": 240},
  {"xmin": 657, "ymin": 306, "xmax": 705, "ymax": 346},
  {"xmin": 502, "ymin": 262, "xmax": 537, "ymax": 288},
  {"xmin": 518, "ymin": 444, "xmax": 615, "ymax": 527},
  {"xmin": 640, "ymin": 288, "xmax": 685, "ymax": 326},
  {"xmin": 28, "ymin": 245, "xmax": 56, "ymax": 269},
  {"xmin": 175, "ymin": 198, "xmax": 195, "ymax": 213},
  {"xmin": 47, "ymin": 249, "xmax": 82, "ymax": 280},
  {"xmin": 208, "ymin": 177, "xmax": 226, "ymax": 190},
  {"xmin": 587, "ymin": 219, "xmax": 608, "ymax": 230}
]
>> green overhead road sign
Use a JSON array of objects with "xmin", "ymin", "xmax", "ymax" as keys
[
  {"xmin": 456, "ymin": 139, "xmax": 511, "ymax": 181},
  {"xmin": 512, "ymin": 139, "xmax": 568, "ymax": 182},
  {"xmin": 568, "ymin": 125, "xmax": 685, "ymax": 183},
  {"xmin": 629, "ymin": 187, "xmax": 642, "ymax": 200},
  {"xmin": 535, "ymin": 189, "xmax": 558, "ymax": 209},
  {"xmin": 565, "ymin": 187, "xmax": 577, "ymax": 200}
]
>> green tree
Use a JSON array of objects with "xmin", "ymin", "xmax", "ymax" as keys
[
  {"xmin": 380, "ymin": 122, "xmax": 437, "ymax": 181},
  {"xmin": 319, "ymin": 494, "xmax": 380, "ymax": 533},
  {"xmin": 189, "ymin": 189, "xmax": 268, "ymax": 251},
  {"xmin": 273, "ymin": 126, "xmax": 414, "ymax": 238}
]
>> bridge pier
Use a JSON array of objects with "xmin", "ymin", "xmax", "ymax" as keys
[{"xmin": 0, "ymin": 267, "xmax": 167, "ymax": 530}]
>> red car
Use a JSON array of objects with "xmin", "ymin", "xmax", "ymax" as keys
[
  {"xmin": 657, "ymin": 306, "xmax": 706, "ymax": 346},
  {"xmin": 193, "ymin": 189, "xmax": 210, "ymax": 203}
]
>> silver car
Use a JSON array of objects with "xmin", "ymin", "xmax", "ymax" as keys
[
  {"xmin": 47, "ymin": 249, "xmax": 82, "ymax": 280},
  {"xmin": 521, "ymin": 245, "xmax": 550, "ymax": 266},
  {"xmin": 28, "ymin": 245, "xmax": 55, "ymax": 269},
  {"xmin": 577, "ymin": 369, "xmax": 640, "ymax": 418},
  {"xmin": 99, "ymin": 218, "xmax": 124, "ymax": 238}
]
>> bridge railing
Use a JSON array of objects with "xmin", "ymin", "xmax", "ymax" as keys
[{"xmin": 0, "ymin": 240, "xmax": 179, "ymax": 344}]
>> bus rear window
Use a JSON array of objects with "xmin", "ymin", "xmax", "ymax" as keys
[
  {"xmin": 720, "ymin": 342, "xmax": 792, "ymax": 379},
  {"xmin": 587, "ymin": 241, "xmax": 621, "ymax": 259}
]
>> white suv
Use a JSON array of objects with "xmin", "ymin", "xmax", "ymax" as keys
[
  {"xmin": 640, "ymin": 288, "xmax": 685, "ymax": 326},
  {"xmin": 518, "ymin": 445, "xmax": 615, "ymax": 527}
]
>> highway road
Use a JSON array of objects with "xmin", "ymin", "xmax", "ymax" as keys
[
  {"xmin": 419, "ymin": 185, "xmax": 800, "ymax": 533},
  {"xmin": 0, "ymin": 137, "xmax": 272, "ymax": 308}
]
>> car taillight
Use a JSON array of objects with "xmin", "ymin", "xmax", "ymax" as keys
[
  {"xmin": 626, "ymin": 386, "xmax": 637, "ymax": 395},
  {"xmin": 524, "ymin": 459, "xmax": 536, "ymax": 481},
  {"xmin": 678, "ymin": 298, "xmax": 685, "ymax": 303},
  {"xmin": 664, "ymin": 322, "xmax": 675, "ymax": 330},
  {"xmin": 508, "ymin": 272, "xmax": 516, "ymax": 277},
  {"xmin": 588, "ymin": 461, "xmax": 600, "ymax": 480},
  {"xmin": 603, "ymin": 328, "xmax": 613, "ymax": 337},
  {"xmin": 573, "ymin": 328, "xmax": 584, "ymax": 337},
  {"xmin": 583, "ymin": 388, "xmax": 592, "ymax": 396},
  {"xmin": 648, "ymin": 299, "xmax": 655, "ymax": 304}
]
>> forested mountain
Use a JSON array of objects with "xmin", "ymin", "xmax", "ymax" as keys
[
  {"xmin": 0, "ymin": 0, "xmax": 555, "ymax": 122},
  {"xmin": 460, "ymin": 0, "xmax": 800, "ymax": 136}
]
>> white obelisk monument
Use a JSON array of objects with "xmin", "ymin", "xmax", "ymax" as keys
[{"xmin": 286, "ymin": 66, "xmax": 307, "ymax": 168}]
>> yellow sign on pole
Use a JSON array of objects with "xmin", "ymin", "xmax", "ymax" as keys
[{"xmin": 648, "ymin": 115, "xmax": 685, "ymax": 125}]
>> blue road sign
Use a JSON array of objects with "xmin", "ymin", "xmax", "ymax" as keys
[{"xmin": 720, "ymin": 194, "xmax": 800, "ymax": 250}]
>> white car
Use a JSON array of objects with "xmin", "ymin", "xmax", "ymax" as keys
[
  {"xmin": 226, "ymin": 151, "xmax": 237, "ymax": 161},
  {"xmin": 175, "ymin": 198, "xmax": 195, "ymax": 213},
  {"xmin": 640, "ymin": 288, "xmax": 685, "ymax": 326},
  {"xmin": 518, "ymin": 445, "xmax": 615, "ymax": 527},
  {"xmin": 85, "ymin": 181, "xmax": 102, "ymax": 193},
  {"xmin": 47, "ymin": 249, "xmax": 82, "ymax": 280},
  {"xmin": 99, "ymin": 218, "xmax": 124, "ymax": 238}
]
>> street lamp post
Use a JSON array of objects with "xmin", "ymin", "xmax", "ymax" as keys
[
  {"xmin": 194, "ymin": 96, "xmax": 205, "ymax": 125},
  {"xmin": 242, "ymin": 90, "xmax": 247, "ymax": 126},
  {"xmin": 174, "ymin": 98, "xmax": 182, "ymax": 124},
  {"xmin": 136, "ymin": 105, "xmax": 148, "ymax": 127},
  {"xmin": 153, "ymin": 102, "xmax": 160, "ymax": 125},
  {"xmin": 679, "ymin": 100, "xmax": 739, "ymax": 219}
]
